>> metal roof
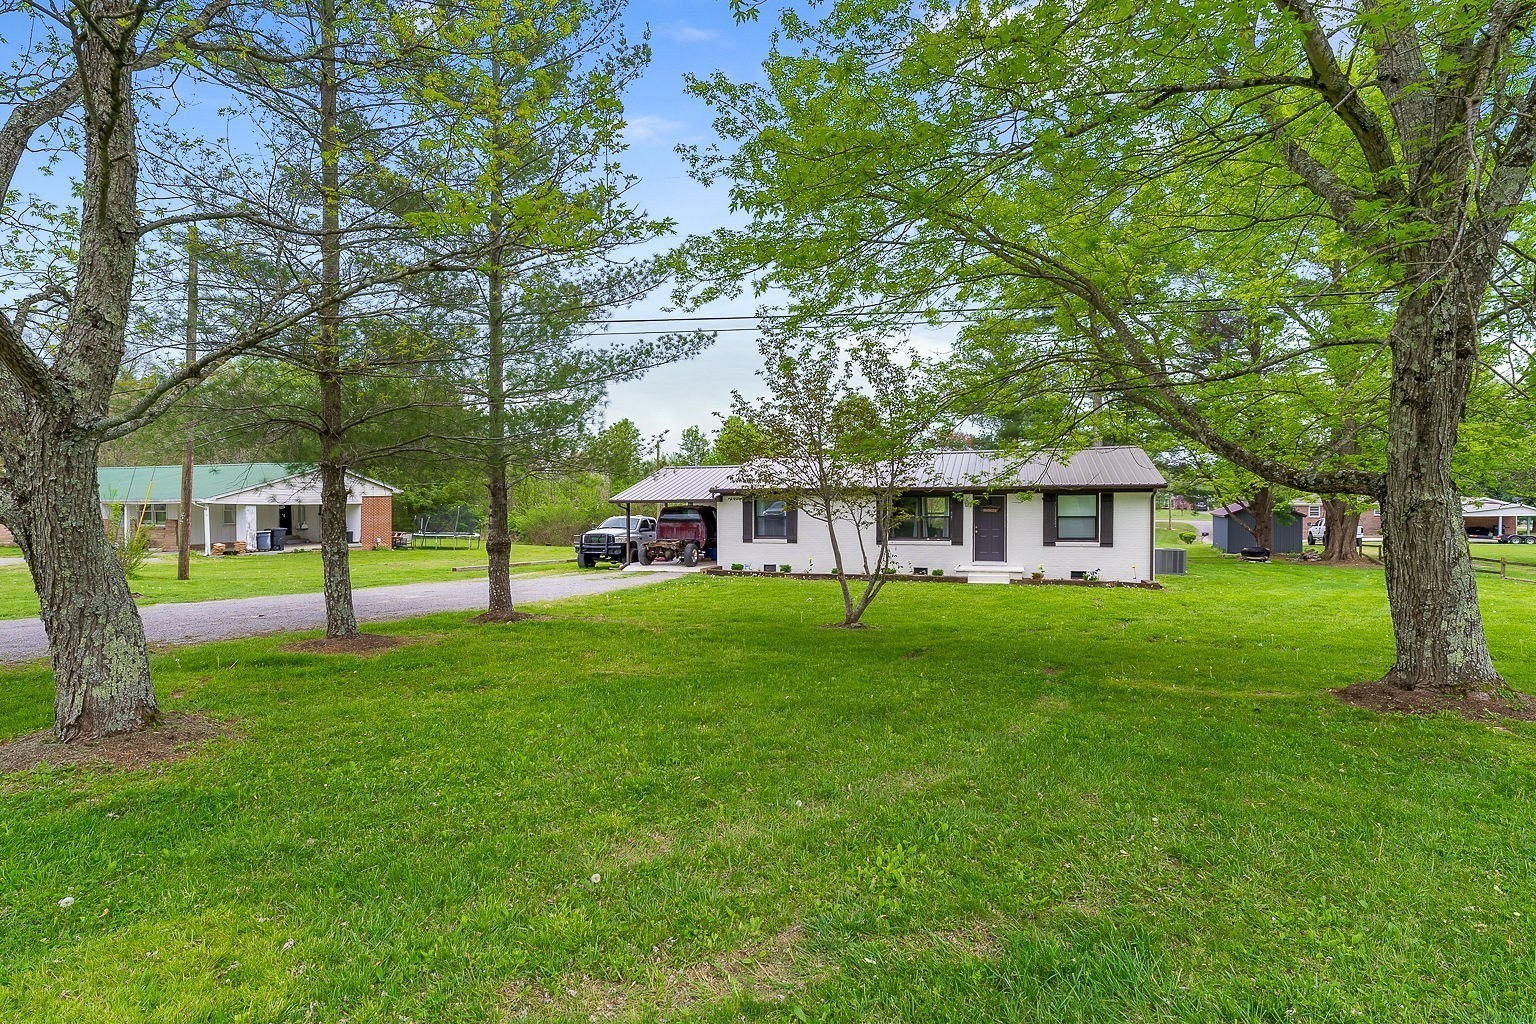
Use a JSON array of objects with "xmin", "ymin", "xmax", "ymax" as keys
[
  {"xmin": 612, "ymin": 447, "xmax": 1164, "ymax": 504},
  {"xmin": 1462, "ymin": 497, "xmax": 1536, "ymax": 517},
  {"xmin": 97, "ymin": 463, "xmax": 399, "ymax": 504},
  {"xmin": 98, "ymin": 463, "xmax": 305, "ymax": 504},
  {"xmin": 609, "ymin": 465, "xmax": 740, "ymax": 504}
]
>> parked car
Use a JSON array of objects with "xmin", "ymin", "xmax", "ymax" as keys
[
  {"xmin": 575, "ymin": 515, "xmax": 656, "ymax": 568},
  {"xmin": 1498, "ymin": 532, "xmax": 1536, "ymax": 544},
  {"xmin": 640, "ymin": 506, "xmax": 711, "ymax": 566}
]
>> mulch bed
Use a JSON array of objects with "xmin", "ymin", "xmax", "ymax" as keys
[
  {"xmin": 287, "ymin": 633, "xmax": 409, "ymax": 656},
  {"xmin": 0, "ymin": 712, "xmax": 230, "ymax": 774},
  {"xmin": 1333, "ymin": 681, "xmax": 1536, "ymax": 723}
]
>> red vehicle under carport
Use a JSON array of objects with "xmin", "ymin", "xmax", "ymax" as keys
[{"xmin": 607, "ymin": 466, "xmax": 734, "ymax": 567}]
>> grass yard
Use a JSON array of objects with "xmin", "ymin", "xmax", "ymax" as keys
[
  {"xmin": 0, "ymin": 544, "xmax": 574, "ymax": 620},
  {"xmin": 2, "ymin": 547, "xmax": 1535, "ymax": 1021}
]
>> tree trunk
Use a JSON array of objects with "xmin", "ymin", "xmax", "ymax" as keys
[
  {"xmin": 482, "ymin": 132, "xmax": 515, "ymax": 618},
  {"xmin": 178, "ymin": 225, "xmax": 198, "ymax": 581},
  {"xmin": 1320, "ymin": 498, "xmax": 1361, "ymax": 562},
  {"xmin": 12, "ymin": 439, "xmax": 157, "ymax": 741},
  {"xmin": 10, "ymin": 4, "xmax": 159, "ymax": 741},
  {"xmin": 314, "ymin": 0, "xmax": 356, "ymax": 640},
  {"xmin": 1379, "ymin": 283, "xmax": 1500, "ymax": 692},
  {"xmin": 318, "ymin": 380, "xmax": 358, "ymax": 639},
  {"xmin": 1247, "ymin": 487, "xmax": 1274, "ymax": 551}
]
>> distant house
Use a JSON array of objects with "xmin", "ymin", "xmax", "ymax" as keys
[
  {"xmin": 1210, "ymin": 503, "xmax": 1303, "ymax": 554},
  {"xmin": 1290, "ymin": 498, "xmax": 1382, "ymax": 541},
  {"xmin": 609, "ymin": 446, "xmax": 1167, "ymax": 583},
  {"xmin": 1461, "ymin": 497, "xmax": 1536, "ymax": 538},
  {"xmin": 98, "ymin": 463, "xmax": 398, "ymax": 553}
]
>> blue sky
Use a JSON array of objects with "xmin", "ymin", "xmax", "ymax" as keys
[
  {"xmin": 3, "ymin": 1, "xmax": 784, "ymax": 449},
  {"xmin": 600, "ymin": 1, "xmax": 782, "ymax": 449}
]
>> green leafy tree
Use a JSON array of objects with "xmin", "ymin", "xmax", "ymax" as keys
[
  {"xmin": 683, "ymin": 0, "xmax": 1536, "ymax": 695},
  {"xmin": 731, "ymin": 337, "xmax": 955, "ymax": 626},
  {"xmin": 674, "ymin": 425, "xmax": 717, "ymax": 465}
]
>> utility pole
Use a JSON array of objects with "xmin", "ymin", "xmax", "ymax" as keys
[{"xmin": 178, "ymin": 224, "xmax": 198, "ymax": 581}]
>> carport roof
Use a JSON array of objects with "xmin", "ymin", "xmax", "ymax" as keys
[{"xmin": 609, "ymin": 465, "xmax": 738, "ymax": 504}]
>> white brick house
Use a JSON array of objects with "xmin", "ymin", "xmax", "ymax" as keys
[{"xmin": 609, "ymin": 447, "xmax": 1166, "ymax": 583}]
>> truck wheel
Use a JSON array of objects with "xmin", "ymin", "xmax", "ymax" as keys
[
  {"xmin": 640, "ymin": 545, "xmax": 653, "ymax": 565},
  {"xmin": 577, "ymin": 553, "xmax": 593, "ymax": 569},
  {"xmin": 682, "ymin": 542, "xmax": 698, "ymax": 567}
]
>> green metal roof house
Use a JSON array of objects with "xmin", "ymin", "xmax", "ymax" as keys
[{"xmin": 98, "ymin": 462, "xmax": 398, "ymax": 553}]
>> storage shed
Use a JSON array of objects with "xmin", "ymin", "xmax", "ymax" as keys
[{"xmin": 1210, "ymin": 503, "xmax": 1304, "ymax": 554}]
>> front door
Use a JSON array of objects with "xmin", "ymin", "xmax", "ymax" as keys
[
  {"xmin": 973, "ymin": 497, "xmax": 1007, "ymax": 562},
  {"xmin": 278, "ymin": 505, "xmax": 293, "ymax": 530}
]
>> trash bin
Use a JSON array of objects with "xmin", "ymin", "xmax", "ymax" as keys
[
  {"xmin": 255, "ymin": 530, "xmax": 272, "ymax": 552},
  {"xmin": 270, "ymin": 527, "xmax": 288, "ymax": 551}
]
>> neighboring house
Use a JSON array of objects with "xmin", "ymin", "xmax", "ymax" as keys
[
  {"xmin": 1210, "ymin": 503, "xmax": 1304, "ymax": 554},
  {"xmin": 1290, "ymin": 498, "xmax": 1383, "ymax": 541},
  {"xmin": 1461, "ymin": 496, "xmax": 1536, "ymax": 538},
  {"xmin": 609, "ymin": 446, "xmax": 1167, "ymax": 583},
  {"xmin": 98, "ymin": 463, "xmax": 398, "ymax": 553}
]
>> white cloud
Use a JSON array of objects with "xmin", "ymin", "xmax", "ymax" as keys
[
  {"xmin": 661, "ymin": 21, "xmax": 720, "ymax": 43},
  {"xmin": 623, "ymin": 114, "xmax": 687, "ymax": 145}
]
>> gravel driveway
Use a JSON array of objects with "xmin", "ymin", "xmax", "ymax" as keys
[{"xmin": 0, "ymin": 570, "xmax": 671, "ymax": 663}]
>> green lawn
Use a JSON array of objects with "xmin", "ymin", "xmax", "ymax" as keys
[
  {"xmin": 2, "ymin": 548, "xmax": 1535, "ymax": 1021},
  {"xmin": 0, "ymin": 543, "xmax": 574, "ymax": 620}
]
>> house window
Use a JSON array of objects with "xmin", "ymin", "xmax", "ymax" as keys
[
  {"xmin": 1056, "ymin": 494, "xmax": 1099, "ymax": 540},
  {"xmin": 144, "ymin": 503, "xmax": 168, "ymax": 527},
  {"xmin": 222, "ymin": 505, "xmax": 237, "ymax": 526},
  {"xmin": 754, "ymin": 499, "xmax": 788, "ymax": 538},
  {"xmin": 1308, "ymin": 503, "xmax": 1322, "ymax": 518},
  {"xmin": 890, "ymin": 495, "xmax": 952, "ymax": 540}
]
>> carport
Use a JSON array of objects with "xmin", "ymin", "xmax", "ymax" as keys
[
  {"xmin": 608, "ymin": 466, "xmax": 737, "ymax": 567},
  {"xmin": 1462, "ymin": 498, "xmax": 1536, "ymax": 539}
]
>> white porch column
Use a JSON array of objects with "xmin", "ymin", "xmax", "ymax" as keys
[
  {"xmin": 242, "ymin": 504, "xmax": 258, "ymax": 548},
  {"xmin": 122, "ymin": 503, "xmax": 131, "ymax": 537},
  {"xmin": 202, "ymin": 505, "xmax": 211, "ymax": 556}
]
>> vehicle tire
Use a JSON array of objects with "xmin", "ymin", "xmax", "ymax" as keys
[
  {"xmin": 682, "ymin": 542, "xmax": 698, "ymax": 567},
  {"xmin": 577, "ymin": 553, "xmax": 593, "ymax": 569},
  {"xmin": 640, "ymin": 545, "xmax": 654, "ymax": 565}
]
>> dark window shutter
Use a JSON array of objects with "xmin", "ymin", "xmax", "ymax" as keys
[
  {"xmin": 949, "ymin": 495, "xmax": 964, "ymax": 545},
  {"xmin": 742, "ymin": 499, "xmax": 753, "ymax": 543},
  {"xmin": 1043, "ymin": 493, "xmax": 1057, "ymax": 546},
  {"xmin": 1099, "ymin": 492, "xmax": 1115, "ymax": 547},
  {"xmin": 786, "ymin": 505, "xmax": 798, "ymax": 543}
]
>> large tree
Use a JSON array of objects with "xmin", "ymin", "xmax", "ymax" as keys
[{"xmin": 686, "ymin": 0, "xmax": 1536, "ymax": 694}]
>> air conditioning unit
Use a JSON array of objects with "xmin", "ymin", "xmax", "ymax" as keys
[{"xmin": 1153, "ymin": 548, "xmax": 1186, "ymax": 576}]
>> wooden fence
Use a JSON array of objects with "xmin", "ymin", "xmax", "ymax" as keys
[{"xmin": 1361, "ymin": 540, "xmax": 1536, "ymax": 583}]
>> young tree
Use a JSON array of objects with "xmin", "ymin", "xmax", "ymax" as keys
[
  {"xmin": 731, "ymin": 337, "xmax": 952, "ymax": 627},
  {"xmin": 685, "ymin": 0, "xmax": 1536, "ymax": 695},
  {"xmin": 401, "ymin": 0, "xmax": 708, "ymax": 620}
]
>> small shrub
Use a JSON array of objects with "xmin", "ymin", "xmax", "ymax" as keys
[
  {"xmin": 730, "ymin": 563, "xmax": 744, "ymax": 571},
  {"xmin": 931, "ymin": 569, "xmax": 944, "ymax": 577},
  {"xmin": 780, "ymin": 564, "xmax": 792, "ymax": 573},
  {"xmin": 1179, "ymin": 531, "xmax": 1197, "ymax": 545}
]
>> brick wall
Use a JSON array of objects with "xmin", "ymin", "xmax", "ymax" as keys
[{"xmin": 360, "ymin": 495, "xmax": 392, "ymax": 551}]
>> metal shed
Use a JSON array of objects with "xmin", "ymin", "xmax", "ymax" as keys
[{"xmin": 1210, "ymin": 503, "xmax": 1304, "ymax": 554}]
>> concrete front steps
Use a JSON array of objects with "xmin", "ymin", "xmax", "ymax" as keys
[{"xmin": 956, "ymin": 563, "xmax": 1024, "ymax": 584}]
